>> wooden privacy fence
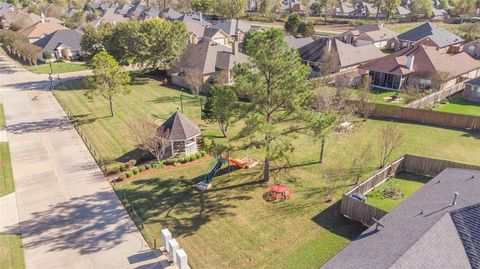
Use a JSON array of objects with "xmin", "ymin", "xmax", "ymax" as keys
[
  {"xmin": 356, "ymin": 101, "xmax": 480, "ymax": 132},
  {"xmin": 405, "ymin": 83, "xmax": 465, "ymax": 109},
  {"xmin": 340, "ymin": 155, "xmax": 480, "ymax": 226}
]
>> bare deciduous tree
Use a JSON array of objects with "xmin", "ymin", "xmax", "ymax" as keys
[
  {"xmin": 127, "ymin": 119, "xmax": 167, "ymax": 161},
  {"xmin": 358, "ymin": 75, "xmax": 375, "ymax": 121},
  {"xmin": 378, "ymin": 124, "xmax": 403, "ymax": 168},
  {"xmin": 351, "ymin": 142, "xmax": 375, "ymax": 185},
  {"xmin": 184, "ymin": 68, "xmax": 204, "ymax": 96}
]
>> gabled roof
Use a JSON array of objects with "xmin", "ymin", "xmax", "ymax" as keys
[
  {"xmin": 33, "ymin": 29, "xmax": 82, "ymax": 53},
  {"xmin": 116, "ymin": 4, "xmax": 133, "ymax": 15},
  {"xmin": 299, "ymin": 38, "xmax": 384, "ymax": 68},
  {"xmin": 397, "ymin": 22, "xmax": 463, "ymax": 48},
  {"xmin": 342, "ymin": 24, "xmax": 397, "ymax": 42},
  {"xmin": 464, "ymin": 39, "xmax": 480, "ymax": 48},
  {"xmin": 211, "ymin": 19, "xmax": 250, "ymax": 36},
  {"xmin": 159, "ymin": 7, "xmax": 183, "ymax": 20},
  {"xmin": 322, "ymin": 168, "xmax": 480, "ymax": 269},
  {"xmin": 19, "ymin": 21, "xmax": 68, "ymax": 39},
  {"xmin": 397, "ymin": 5, "xmax": 411, "ymax": 15},
  {"xmin": 284, "ymin": 35, "xmax": 314, "ymax": 49},
  {"xmin": 170, "ymin": 39, "xmax": 248, "ymax": 75},
  {"xmin": 361, "ymin": 45, "xmax": 480, "ymax": 78},
  {"xmin": 158, "ymin": 111, "xmax": 201, "ymax": 140}
]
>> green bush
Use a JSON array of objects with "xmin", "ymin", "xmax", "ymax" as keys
[
  {"xmin": 174, "ymin": 162, "xmax": 181, "ymax": 166},
  {"xmin": 200, "ymin": 150, "xmax": 207, "ymax": 156},
  {"xmin": 195, "ymin": 152, "xmax": 202, "ymax": 159},
  {"xmin": 165, "ymin": 159, "xmax": 174, "ymax": 165},
  {"xmin": 110, "ymin": 166, "xmax": 120, "ymax": 174},
  {"xmin": 138, "ymin": 165, "xmax": 146, "ymax": 172},
  {"xmin": 145, "ymin": 163, "xmax": 152, "ymax": 170},
  {"xmin": 191, "ymin": 155, "xmax": 198, "ymax": 161},
  {"xmin": 126, "ymin": 170, "xmax": 134, "ymax": 178},
  {"xmin": 179, "ymin": 157, "xmax": 187, "ymax": 163},
  {"xmin": 117, "ymin": 173, "xmax": 127, "ymax": 180},
  {"xmin": 132, "ymin": 167, "xmax": 140, "ymax": 175},
  {"xmin": 119, "ymin": 164, "xmax": 127, "ymax": 172}
]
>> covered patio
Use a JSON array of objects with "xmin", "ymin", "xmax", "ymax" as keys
[{"xmin": 369, "ymin": 71, "xmax": 407, "ymax": 91}]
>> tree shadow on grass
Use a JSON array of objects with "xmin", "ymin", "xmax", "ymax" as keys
[
  {"xmin": 117, "ymin": 169, "xmax": 262, "ymax": 238},
  {"xmin": 311, "ymin": 201, "xmax": 366, "ymax": 241}
]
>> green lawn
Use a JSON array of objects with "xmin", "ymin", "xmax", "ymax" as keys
[
  {"xmin": 366, "ymin": 173, "xmax": 431, "ymax": 212},
  {"xmin": 433, "ymin": 94, "xmax": 480, "ymax": 116},
  {"xmin": 54, "ymin": 76, "xmax": 480, "ymax": 268},
  {"xmin": 0, "ymin": 234, "xmax": 25, "ymax": 269},
  {"xmin": 25, "ymin": 62, "xmax": 87, "ymax": 74},
  {"xmin": 349, "ymin": 88, "xmax": 409, "ymax": 107},
  {"xmin": 0, "ymin": 142, "xmax": 15, "ymax": 198},
  {"xmin": 0, "ymin": 103, "xmax": 5, "ymax": 128}
]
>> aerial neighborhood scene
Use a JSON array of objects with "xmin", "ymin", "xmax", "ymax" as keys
[{"xmin": 2, "ymin": 0, "xmax": 480, "ymax": 268}]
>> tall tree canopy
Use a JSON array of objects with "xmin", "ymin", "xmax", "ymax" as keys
[
  {"xmin": 213, "ymin": 0, "xmax": 246, "ymax": 18},
  {"xmin": 234, "ymin": 28, "xmax": 331, "ymax": 182},
  {"xmin": 84, "ymin": 51, "xmax": 131, "ymax": 117},
  {"xmin": 81, "ymin": 19, "xmax": 189, "ymax": 70}
]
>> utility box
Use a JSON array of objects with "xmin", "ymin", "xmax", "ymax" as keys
[
  {"xmin": 168, "ymin": 239, "xmax": 180, "ymax": 263},
  {"xmin": 176, "ymin": 249, "xmax": 188, "ymax": 269},
  {"xmin": 161, "ymin": 229, "xmax": 172, "ymax": 252}
]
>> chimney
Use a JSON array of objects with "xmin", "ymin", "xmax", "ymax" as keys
[
  {"xmin": 232, "ymin": 41, "xmax": 238, "ymax": 56},
  {"xmin": 451, "ymin": 192, "xmax": 459, "ymax": 206},
  {"xmin": 326, "ymin": 38, "xmax": 332, "ymax": 53},
  {"xmin": 199, "ymin": 12, "xmax": 203, "ymax": 22},
  {"xmin": 406, "ymin": 54, "xmax": 415, "ymax": 70}
]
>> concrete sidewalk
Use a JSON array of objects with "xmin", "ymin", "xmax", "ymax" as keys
[{"xmin": 0, "ymin": 54, "xmax": 167, "ymax": 268}]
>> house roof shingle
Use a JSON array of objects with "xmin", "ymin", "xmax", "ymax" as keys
[
  {"xmin": 284, "ymin": 35, "xmax": 314, "ymax": 49},
  {"xmin": 397, "ymin": 22, "xmax": 463, "ymax": 48},
  {"xmin": 33, "ymin": 29, "xmax": 82, "ymax": 53},
  {"xmin": 211, "ymin": 19, "xmax": 250, "ymax": 36},
  {"xmin": 361, "ymin": 45, "xmax": 480, "ymax": 79},
  {"xmin": 322, "ymin": 168, "xmax": 480, "ymax": 269},
  {"xmin": 19, "ymin": 21, "xmax": 68, "ymax": 39},
  {"xmin": 451, "ymin": 203, "xmax": 480, "ymax": 269},
  {"xmin": 158, "ymin": 111, "xmax": 201, "ymax": 140}
]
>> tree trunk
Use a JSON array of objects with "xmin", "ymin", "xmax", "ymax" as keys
[
  {"xmin": 109, "ymin": 97, "xmax": 114, "ymax": 117},
  {"xmin": 375, "ymin": 2, "xmax": 381, "ymax": 22},
  {"xmin": 319, "ymin": 138, "xmax": 325, "ymax": 163},
  {"xmin": 263, "ymin": 157, "xmax": 270, "ymax": 182}
]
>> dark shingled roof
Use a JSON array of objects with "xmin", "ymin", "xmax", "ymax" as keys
[
  {"xmin": 33, "ymin": 29, "xmax": 82, "ymax": 53},
  {"xmin": 158, "ymin": 111, "xmax": 201, "ymax": 140},
  {"xmin": 451, "ymin": 203, "xmax": 480, "ymax": 269},
  {"xmin": 397, "ymin": 22, "xmax": 463, "ymax": 48},
  {"xmin": 322, "ymin": 168, "xmax": 480, "ymax": 269}
]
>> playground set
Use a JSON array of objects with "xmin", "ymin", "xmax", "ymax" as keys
[{"xmin": 196, "ymin": 155, "xmax": 259, "ymax": 191}]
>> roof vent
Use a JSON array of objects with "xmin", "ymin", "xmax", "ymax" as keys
[{"xmin": 451, "ymin": 192, "xmax": 459, "ymax": 206}]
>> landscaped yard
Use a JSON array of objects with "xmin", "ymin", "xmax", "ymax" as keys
[
  {"xmin": 348, "ymin": 87, "xmax": 409, "ymax": 107},
  {"xmin": 366, "ymin": 172, "xmax": 432, "ymax": 212},
  {"xmin": 0, "ymin": 142, "xmax": 14, "ymax": 198},
  {"xmin": 25, "ymin": 62, "xmax": 87, "ymax": 74},
  {"xmin": 0, "ymin": 234, "xmax": 25, "ymax": 269},
  {"xmin": 54, "ymin": 75, "xmax": 480, "ymax": 268},
  {"xmin": 433, "ymin": 93, "xmax": 480, "ymax": 116}
]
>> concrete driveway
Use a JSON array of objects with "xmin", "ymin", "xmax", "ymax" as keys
[{"xmin": 0, "ymin": 54, "xmax": 166, "ymax": 269}]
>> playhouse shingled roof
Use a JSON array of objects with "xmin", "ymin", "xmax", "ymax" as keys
[{"xmin": 158, "ymin": 111, "xmax": 201, "ymax": 141}]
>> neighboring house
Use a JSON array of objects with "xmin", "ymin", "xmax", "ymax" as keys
[
  {"xmin": 168, "ymin": 38, "xmax": 248, "ymax": 91},
  {"xmin": 159, "ymin": 7, "xmax": 183, "ymax": 20},
  {"xmin": 463, "ymin": 39, "xmax": 480, "ymax": 59},
  {"xmin": 387, "ymin": 22, "xmax": 464, "ymax": 52},
  {"xmin": 338, "ymin": 24, "xmax": 397, "ymax": 48},
  {"xmin": 322, "ymin": 168, "xmax": 480, "ymax": 269},
  {"xmin": 90, "ymin": 8, "xmax": 128, "ymax": 27},
  {"xmin": 360, "ymin": 45, "xmax": 480, "ymax": 91},
  {"xmin": 463, "ymin": 76, "xmax": 480, "ymax": 103},
  {"xmin": 284, "ymin": 35, "xmax": 314, "ymax": 50},
  {"xmin": 157, "ymin": 111, "xmax": 201, "ymax": 158},
  {"xmin": 143, "ymin": 7, "xmax": 160, "ymax": 20},
  {"xmin": 396, "ymin": 5, "xmax": 411, "ymax": 18},
  {"xmin": 116, "ymin": 4, "xmax": 134, "ymax": 16},
  {"xmin": 298, "ymin": 38, "xmax": 384, "ymax": 77},
  {"xmin": 33, "ymin": 29, "xmax": 83, "ymax": 62},
  {"xmin": 211, "ymin": 19, "xmax": 251, "ymax": 42},
  {"xmin": 0, "ymin": 10, "xmax": 39, "ymax": 30},
  {"xmin": 0, "ymin": 2, "xmax": 14, "ymax": 17},
  {"xmin": 336, "ymin": 0, "xmax": 385, "ymax": 18},
  {"xmin": 432, "ymin": 7, "xmax": 448, "ymax": 20},
  {"xmin": 279, "ymin": 0, "xmax": 305, "ymax": 15},
  {"xmin": 19, "ymin": 20, "xmax": 68, "ymax": 43}
]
